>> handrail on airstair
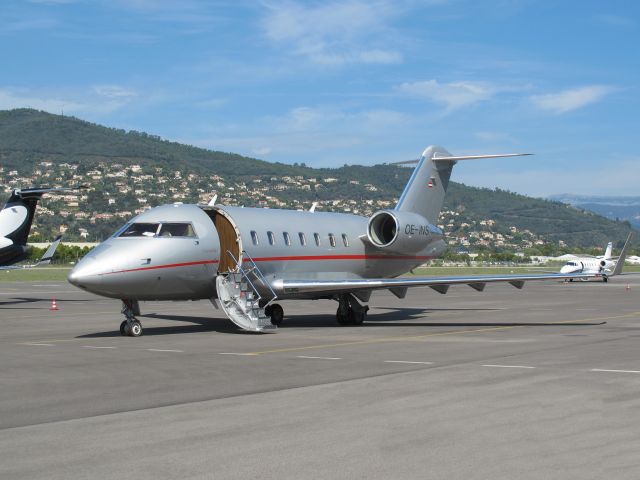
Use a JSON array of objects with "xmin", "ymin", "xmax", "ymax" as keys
[
  {"xmin": 225, "ymin": 250, "xmax": 278, "ymax": 308},
  {"xmin": 241, "ymin": 249, "xmax": 278, "ymax": 305}
]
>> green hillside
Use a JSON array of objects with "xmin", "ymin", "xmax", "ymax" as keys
[{"xmin": 0, "ymin": 109, "xmax": 636, "ymax": 252}]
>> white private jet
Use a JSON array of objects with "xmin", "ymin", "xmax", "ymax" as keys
[{"xmin": 559, "ymin": 233, "xmax": 634, "ymax": 281}]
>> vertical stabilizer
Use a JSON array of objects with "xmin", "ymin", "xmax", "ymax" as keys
[
  {"xmin": 604, "ymin": 242, "xmax": 613, "ymax": 260},
  {"xmin": 395, "ymin": 146, "xmax": 454, "ymax": 225}
]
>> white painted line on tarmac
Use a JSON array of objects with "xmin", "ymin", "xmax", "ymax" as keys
[
  {"xmin": 385, "ymin": 360, "xmax": 434, "ymax": 365},
  {"xmin": 146, "ymin": 348, "xmax": 183, "ymax": 353},
  {"xmin": 482, "ymin": 364, "xmax": 536, "ymax": 369},
  {"xmin": 591, "ymin": 369, "xmax": 640, "ymax": 374},
  {"xmin": 23, "ymin": 343, "xmax": 55, "ymax": 346},
  {"xmin": 218, "ymin": 352, "xmax": 258, "ymax": 356},
  {"xmin": 82, "ymin": 345, "xmax": 116, "ymax": 349},
  {"xmin": 296, "ymin": 355, "xmax": 342, "ymax": 360}
]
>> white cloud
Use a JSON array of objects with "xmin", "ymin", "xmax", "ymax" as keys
[
  {"xmin": 596, "ymin": 14, "xmax": 635, "ymax": 27},
  {"xmin": 186, "ymin": 105, "xmax": 411, "ymax": 162},
  {"xmin": 0, "ymin": 85, "xmax": 139, "ymax": 116},
  {"xmin": 262, "ymin": 1, "xmax": 403, "ymax": 66},
  {"xmin": 397, "ymin": 80, "xmax": 496, "ymax": 111},
  {"xmin": 530, "ymin": 85, "xmax": 613, "ymax": 114},
  {"xmin": 94, "ymin": 85, "xmax": 137, "ymax": 99}
]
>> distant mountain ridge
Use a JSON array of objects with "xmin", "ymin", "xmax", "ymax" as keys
[
  {"xmin": 549, "ymin": 194, "xmax": 640, "ymax": 229},
  {"xmin": 0, "ymin": 109, "xmax": 637, "ymax": 250}
]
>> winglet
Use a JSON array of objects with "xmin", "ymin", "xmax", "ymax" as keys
[
  {"xmin": 36, "ymin": 235, "xmax": 63, "ymax": 266},
  {"xmin": 612, "ymin": 232, "xmax": 634, "ymax": 276}
]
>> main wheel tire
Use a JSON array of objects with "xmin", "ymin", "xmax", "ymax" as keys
[
  {"xmin": 120, "ymin": 320, "xmax": 128, "ymax": 336},
  {"xmin": 129, "ymin": 320, "xmax": 143, "ymax": 337},
  {"xmin": 336, "ymin": 307, "xmax": 351, "ymax": 326},
  {"xmin": 270, "ymin": 304, "xmax": 284, "ymax": 326},
  {"xmin": 264, "ymin": 305, "xmax": 273, "ymax": 317}
]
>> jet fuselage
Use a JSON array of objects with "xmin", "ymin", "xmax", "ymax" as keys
[{"xmin": 68, "ymin": 203, "xmax": 446, "ymax": 301}]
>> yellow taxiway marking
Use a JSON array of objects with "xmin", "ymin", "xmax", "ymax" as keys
[{"xmin": 247, "ymin": 311, "xmax": 640, "ymax": 356}]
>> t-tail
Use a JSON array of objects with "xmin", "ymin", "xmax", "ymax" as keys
[
  {"xmin": 604, "ymin": 242, "xmax": 613, "ymax": 260},
  {"xmin": 394, "ymin": 146, "xmax": 531, "ymax": 224}
]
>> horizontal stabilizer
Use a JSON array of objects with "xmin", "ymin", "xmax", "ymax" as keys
[{"xmin": 393, "ymin": 153, "xmax": 531, "ymax": 166}]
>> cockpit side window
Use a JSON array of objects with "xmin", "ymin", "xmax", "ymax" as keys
[
  {"xmin": 119, "ymin": 223, "xmax": 160, "ymax": 237},
  {"xmin": 158, "ymin": 223, "xmax": 197, "ymax": 238}
]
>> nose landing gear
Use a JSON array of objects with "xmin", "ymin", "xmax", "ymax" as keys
[{"xmin": 120, "ymin": 300, "xmax": 143, "ymax": 337}]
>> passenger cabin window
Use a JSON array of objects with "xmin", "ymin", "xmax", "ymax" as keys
[
  {"xmin": 119, "ymin": 223, "xmax": 160, "ymax": 237},
  {"xmin": 267, "ymin": 231, "xmax": 275, "ymax": 245},
  {"xmin": 329, "ymin": 233, "xmax": 336, "ymax": 248},
  {"xmin": 342, "ymin": 234, "xmax": 349, "ymax": 247},
  {"xmin": 299, "ymin": 232, "xmax": 306, "ymax": 246},
  {"xmin": 158, "ymin": 223, "xmax": 196, "ymax": 237},
  {"xmin": 283, "ymin": 232, "xmax": 291, "ymax": 246},
  {"xmin": 250, "ymin": 230, "xmax": 259, "ymax": 245},
  {"xmin": 314, "ymin": 233, "xmax": 321, "ymax": 246}
]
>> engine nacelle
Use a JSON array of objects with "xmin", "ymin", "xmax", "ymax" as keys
[{"xmin": 367, "ymin": 210, "xmax": 438, "ymax": 253}]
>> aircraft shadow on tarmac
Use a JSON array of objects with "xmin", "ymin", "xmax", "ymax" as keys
[
  {"xmin": 76, "ymin": 307, "xmax": 606, "ymax": 337},
  {"xmin": 0, "ymin": 298, "xmax": 95, "ymax": 309}
]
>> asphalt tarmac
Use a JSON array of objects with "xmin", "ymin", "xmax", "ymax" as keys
[{"xmin": 1, "ymin": 276, "xmax": 639, "ymax": 479}]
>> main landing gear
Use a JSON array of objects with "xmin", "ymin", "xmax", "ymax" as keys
[
  {"xmin": 120, "ymin": 299, "xmax": 143, "ymax": 337},
  {"xmin": 264, "ymin": 303, "xmax": 284, "ymax": 326},
  {"xmin": 336, "ymin": 294, "xmax": 369, "ymax": 326}
]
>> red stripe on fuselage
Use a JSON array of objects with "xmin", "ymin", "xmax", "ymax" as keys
[
  {"xmin": 104, "ymin": 259, "xmax": 218, "ymax": 275},
  {"xmin": 103, "ymin": 254, "xmax": 433, "ymax": 275}
]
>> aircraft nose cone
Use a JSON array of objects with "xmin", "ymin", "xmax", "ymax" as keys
[{"xmin": 67, "ymin": 259, "xmax": 102, "ymax": 290}]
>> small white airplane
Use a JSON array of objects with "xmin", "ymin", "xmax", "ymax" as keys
[
  {"xmin": 559, "ymin": 233, "xmax": 634, "ymax": 282},
  {"xmin": 0, "ymin": 187, "xmax": 69, "ymax": 269}
]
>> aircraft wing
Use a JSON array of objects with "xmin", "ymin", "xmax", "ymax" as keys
[{"xmin": 272, "ymin": 272, "xmax": 599, "ymax": 296}]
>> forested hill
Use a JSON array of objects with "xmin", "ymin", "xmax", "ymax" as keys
[{"xmin": 0, "ymin": 109, "xmax": 636, "ymax": 250}]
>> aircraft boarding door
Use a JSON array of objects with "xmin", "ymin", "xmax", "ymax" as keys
[{"xmin": 208, "ymin": 208, "xmax": 243, "ymax": 273}]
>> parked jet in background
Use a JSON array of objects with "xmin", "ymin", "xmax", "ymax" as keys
[
  {"xmin": 0, "ymin": 187, "xmax": 71, "ymax": 268},
  {"xmin": 68, "ymin": 145, "xmax": 596, "ymax": 336},
  {"xmin": 559, "ymin": 233, "xmax": 634, "ymax": 281}
]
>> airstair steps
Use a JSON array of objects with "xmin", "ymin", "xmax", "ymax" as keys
[{"xmin": 214, "ymin": 252, "xmax": 278, "ymax": 332}]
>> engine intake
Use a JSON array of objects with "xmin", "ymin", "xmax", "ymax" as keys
[{"xmin": 367, "ymin": 210, "xmax": 436, "ymax": 253}]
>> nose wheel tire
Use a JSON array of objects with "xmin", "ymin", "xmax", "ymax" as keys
[
  {"xmin": 120, "ymin": 321, "xmax": 128, "ymax": 336},
  {"xmin": 129, "ymin": 320, "xmax": 143, "ymax": 337},
  {"xmin": 267, "ymin": 303, "xmax": 284, "ymax": 326}
]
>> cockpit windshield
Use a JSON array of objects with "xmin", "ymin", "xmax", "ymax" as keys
[
  {"xmin": 566, "ymin": 261, "xmax": 578, "ymax": 267},
  {"xmin": 115, "ymin": 222, "xmax": 197, "ymax": 238},
  {"xmin": 119, "ymin": 223, "xmax": 160, "ymax": 237}
]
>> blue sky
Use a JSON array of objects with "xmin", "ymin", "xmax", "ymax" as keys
[{"xmin": 1, "ymin": 0, "xmax": 638, "ymax": 197}]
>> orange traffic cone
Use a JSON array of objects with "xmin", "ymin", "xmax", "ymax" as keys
[{"xmin": 50, "ymin": 299, "xmax": 59, "ymax": 311}]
